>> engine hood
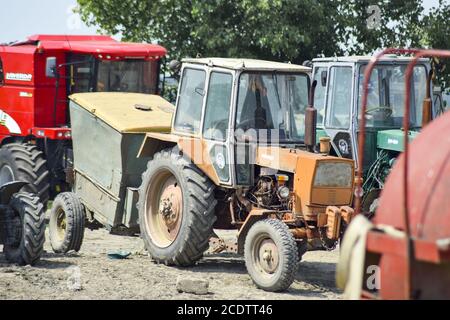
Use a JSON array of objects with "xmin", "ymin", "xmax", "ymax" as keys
[{"xmin": 256, "ymin": 146, "xmax": 355, "ymax": 211}]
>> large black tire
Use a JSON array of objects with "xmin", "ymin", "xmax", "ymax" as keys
[
  {"xmin": 3, "ymin": 192, "xmax": 45, "ymax": 265},
  {"xmin": 0, "ymin": 143, "xmax": 50, "ymax": 204},
  {"xmin": 138, "ymin": 148, "xmax": 217, "ymax": 266},
  {"xmin": 244, "ymin": 219, "xmax": 299, "ymax": 292},
  {"xmin": 49, "ymin": 192, "xmax": 85, "ymax": 253}
]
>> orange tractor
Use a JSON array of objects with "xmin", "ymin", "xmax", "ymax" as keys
[{"xmin": 50, "ymin": 58, "xmax": 356, "ymax": 292}]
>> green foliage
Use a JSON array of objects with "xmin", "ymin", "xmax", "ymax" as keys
[
  {"xmin": 421, "ymin": 0, "xmax": 450, "ymax": 90},
  {"xmin": 337, "ymin": 0, "xmax": 424, "ymax": 53},
  {"xmin": 76, "ymin": 0, "xmax": 343, "ymax": 63},
  {"xmin": 76, "ymin": 0, "xmax": 450, "ymax": 87}
]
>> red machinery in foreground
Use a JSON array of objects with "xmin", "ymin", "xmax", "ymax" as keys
[
  {"xmin": 0, "ymin": 35, "xmax": 166, "ymax": 202},
  {"xmin": 337, "ymin": 48, "xmax": 450, "ymax": 300}
]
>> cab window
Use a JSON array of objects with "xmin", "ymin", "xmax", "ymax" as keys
[
  {"xmin": 326, "ymin": 66, "xmax": 352, "ymax": 129},
  {"xmin": 174, "ymin": 68, "xmax": 206, "ymax": 134},
  {"xmin": 313, "ymin": 67, "xmax": 327, "ymax": 126},
  {"xmin": 67, "ymin": 54, "xmax": 95, "ymax": 93},
  {"xmin": 203, "ymin": 72, "xmax": 233, "ymax": 141},
  {"xmin": 97, "ymin": 60, "xmax": 158, "ymax": 94}
]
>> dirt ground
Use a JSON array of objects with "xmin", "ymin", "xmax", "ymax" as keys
[{"xmin": 0, "ymin": 226, "xmax": 342, "ymax": 300}]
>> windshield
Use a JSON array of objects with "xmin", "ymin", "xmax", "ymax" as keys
[
  {"xmin": 358, "ymin": 64, "xmax": 427, "ymax": 128},
  {"xmin": 235, "ymin": 72, "xmax": 309, "ymax": 143},
  {"xmin": 96, "ymin": 60, "xmax": 159, "ymax": 94}
]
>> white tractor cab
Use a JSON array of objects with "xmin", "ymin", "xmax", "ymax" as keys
[{"xmin": 312, "ymin": 55, "xmax": 432, "ymax": 213}]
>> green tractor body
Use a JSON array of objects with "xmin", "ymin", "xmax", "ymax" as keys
[{"xmin": 312, "ymin": 56, "xmax": 431, "ymax": 212}]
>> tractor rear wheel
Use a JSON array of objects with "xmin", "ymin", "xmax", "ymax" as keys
[
  {"xmin": 49, "ymin": 192, "xmax": 86, "ymax": 253},
  {"xmin": 3, "ymin": 192, "xmax": 45, "ymax": 265},
  {"xmin": 244, "ymin": 219, "xmax": 299, "ymax": 292},
  {"xmin": 138, "ymin": 148, "xmax": 217, "ymax": 266},
  {"xmin": 0, "ymin": 143, "xmax": 50, "ymax": 204}
]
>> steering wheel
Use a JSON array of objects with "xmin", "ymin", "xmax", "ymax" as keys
[
  {"xmin": 237, "ymin": 117, "xmax": 267, "ymax": 130},
  {"xmin": 365, "ymin": 106, "xmax": 393, "ymax": 117}
]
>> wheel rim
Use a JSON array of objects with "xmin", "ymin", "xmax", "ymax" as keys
[
  {"xmin": 55, "ymin": 208, "xmax": 67, "ymax": 242},
  {"xmin": 252, "ymin": 233, "xmax": 280, "ymax": 276},
  {"xmin": 0, "ymin": 164, "xmax": 14, "ymax": 186},
  {"xmin": 145, "ymin": 169, "xmax": 183, "ymax": 248}
]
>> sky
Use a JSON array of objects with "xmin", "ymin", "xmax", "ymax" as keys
[
  {"xmin": 0, "ymin": 0, "xmax": 97, "ymax": 43},
  {"xmin": 0, "ymin": 0, "xmax": 445, "ymax": 44}
]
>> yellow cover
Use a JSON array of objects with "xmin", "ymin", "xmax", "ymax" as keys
[{"xmin": 69, "ymin": 92, "xmax": 174, "ymax": 133}]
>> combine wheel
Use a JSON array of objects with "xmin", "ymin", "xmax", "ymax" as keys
[
  {"xmin": 244, "ymin": 219, "xmax": 299, "ymax": 292},
  {"xmin": 49, "ymin": 192, "xmax": 85, "ymax": 253},
  {"xmin": 138, "ymin": 148, "xmax": 217, "ymax": 266},
  {"xmin": 0, "ymin": 143, "xmax": 50, "ymax": 204},
  {"xmin": 3, "ymin": 192, "xmax": 46, "ymax": 265}
]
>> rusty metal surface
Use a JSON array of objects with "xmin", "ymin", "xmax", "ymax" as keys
[{"xmin": 357, "ymin": 48, "xmax": 450, "ymax": 300}]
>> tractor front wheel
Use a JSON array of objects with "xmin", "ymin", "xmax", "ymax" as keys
[
  {"xmin": 138, "ymin": 148, "xmax": 217, "ymax": 266},
  {"xmin": 3, "ymin": 192, "xmax": 46, "ymax": 265},
  {"xmin": 49, "ymin": 192, "xmax": 86, "ymax": 253},
  {"xmin": 244, "ymin": 219, "xmax": 299, "ymax": 292}
]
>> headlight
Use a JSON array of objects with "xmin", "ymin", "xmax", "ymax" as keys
[
  {"xmin": 278, "ymin": 186, "xmax": 290, "ymax": 199},
  {"xmin": 314, "ymin": 161, "xmax": 353, "ymax": 188},
  {"xmin": 215, "ymin": 152, "xmax": 226, "ymax": 170}
]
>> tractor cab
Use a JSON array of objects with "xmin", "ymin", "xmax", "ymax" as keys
[
  {"xmin": 312, "ymin": 55, "xmax": 431, "ymax": 212},
  {"xmin": 170, "ymin": 58, "xmax": 312, "ymax": 187},
  {"xmin": 60, "ymin": 53, "xmax": 160, "ymax": 95}
]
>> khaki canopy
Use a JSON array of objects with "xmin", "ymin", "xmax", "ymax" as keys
[{"xmin": 69, "ymin": 92, "xmax": 174, "ymax": 133}]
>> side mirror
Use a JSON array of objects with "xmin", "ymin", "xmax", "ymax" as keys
[
  {"xmin": 168, "ymin": 60, "xmax": 181, "ymax": 72},
  {"xmin": 46, "ymin": 57, "xmax": 57, "ymax": 78},
  {"xmin": 321, "ymin": 70, "xmax": 327, "ymax": 87}
]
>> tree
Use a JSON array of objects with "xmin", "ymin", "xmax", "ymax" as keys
[
  {"xmin": 336, "ymin": 0, "xmax": 425, "ymax": 54},
  {"xmin": 76, "ymin": 0, "xmax": 449, "ymax": 87},
  {"xmin": 421, "ymin": 0, "xmax": 450, "ymax": 90},
  {"xmin": 76, "ymin": 0, "xmax": 344, "ymax": 63}
]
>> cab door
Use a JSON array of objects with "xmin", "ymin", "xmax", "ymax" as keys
[
  {"xmin": 322, "ymin": 64, "xmax": 356, "ymax": 160},
  {"xmin": 312, "ymin": 62, "xmax": 329, "ymax": 128},
  {"xmin": 201, "ymin": 69, "xmax": 234, "ymax": 186}
]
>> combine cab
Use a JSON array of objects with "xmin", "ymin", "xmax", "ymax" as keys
[
  {"xmin": 0, "ymin": 35, "xmax": 166, "ymax": 202},
  {"xmin": 312, "ymin": 55, "xmax": 433, "ymax": 214}
]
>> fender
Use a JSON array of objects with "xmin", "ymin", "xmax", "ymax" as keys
[
  {"xmin": 0, "ymin": 181, "xmax": 28, "ymax": 205},
  {"xmin": 137, "ymin": 132, "xmax": 221, "ymax": 185},
  {"xmin": 0, "ymin": 109, "xmax": 21, "ymax": 134},
  {"xmin": 137, "ymin": 132, "xmax": 178, "ymax": 158}
]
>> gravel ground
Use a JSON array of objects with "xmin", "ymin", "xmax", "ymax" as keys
[{"xmin": 0, "ymin": 227, "xmax": 342, "ymax": 300}]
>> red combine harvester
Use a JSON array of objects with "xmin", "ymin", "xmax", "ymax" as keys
[
  {"xmin": 337, "ymin": 48, "xmax": 450, "ymax": 300},
  {"xmin": 0, "ymin": 35, "xmax": 167, "ymax": 202}
]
